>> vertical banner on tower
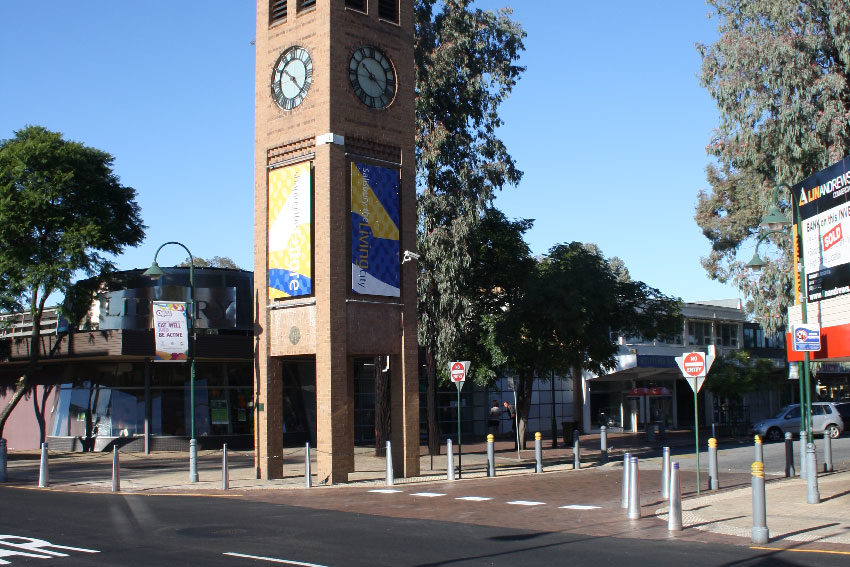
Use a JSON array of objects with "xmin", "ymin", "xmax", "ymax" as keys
[
  {"xmin": 152, "ymin": 301, "xmax": 189, "ymax": 361},
  {"xmin": 350, "ymin": 161, "xmax": 400, "ymax": 296},
  {"xmin": 268, "ymin": 161, "xmax": 312, "ymax": 299}
]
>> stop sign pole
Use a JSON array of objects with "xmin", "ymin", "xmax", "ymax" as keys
[
  {"xmin": 449, "ymin": 361, "xmax": 469, "ymax": 478},
  {"xmin": 675, "ymin": 347, "xmax": 715, "ymax": 495}
]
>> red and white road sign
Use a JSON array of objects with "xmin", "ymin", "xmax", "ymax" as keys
[
  {"xmin": 450, "ymin": 361, "xmax": 467, "ymax": 383},
  {"xmin": 682, "ymin": 352, "xmax": 706, "ymax": 377}
]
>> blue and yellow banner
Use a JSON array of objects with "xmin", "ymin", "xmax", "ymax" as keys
[
  {"xmin": 351, "ymin": 162, "xmax": 400, "ymax": 296},
  {"xmin": 268, "ymin": 161, "xmax": 312, "ymax": 298}
]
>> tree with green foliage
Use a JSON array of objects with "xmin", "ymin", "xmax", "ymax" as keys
[
  {"xmin": 695, "ymin": 0, "xmax": 850, "ymax": 334},
  {"xmin": 0, "ymin": 125, "xmax": 145, "ymax": 441},
  {"xmin": 179, "ymin": 256, "xmax": 241, "ymax": 270},
  {"xmin": 415, "ymin": 0, "xmax": 525, "ymax": 454}
]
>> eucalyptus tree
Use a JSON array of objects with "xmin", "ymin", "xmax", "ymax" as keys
[{"xmin": 695, "ymin": 0, "xmax": 850, "ymax": 334}]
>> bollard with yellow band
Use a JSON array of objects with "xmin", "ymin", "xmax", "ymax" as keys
[
  {"xmin": 754, "ymin": 434, "xmax": 763, "ymax": 463},
  {"xmin": 751, "ymin": 461, "xmax": 769, "ymax": 544},
  {"xmin": 486, "ymin": 434, "xmax": 495, "ymax": 477},
  {"xmin": 535, "ymin": 432, "xmax": 543, "ymax": 473},
  {"xmin": 708, "ymin": 437, "xmax": 719, "ymax": 490}
]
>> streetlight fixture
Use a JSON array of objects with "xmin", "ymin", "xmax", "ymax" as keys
[
  {"xmin": 144, "ymin": 241, "xmax": 198, "ymax": 483},
  {"xmin": 747, "ymin": 182, "xmax": 818, "ymax": 501}
]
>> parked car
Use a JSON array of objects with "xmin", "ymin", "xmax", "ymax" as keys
[
  {"xmin": 836, "ymin": 402, "xmax": 850, "ymax": 425},
  {"xmin": 751, "ymin": 402, "xmax": 845, "ymax": 442}
]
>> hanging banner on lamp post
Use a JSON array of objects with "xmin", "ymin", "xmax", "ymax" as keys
[{"xmin": 152, "ymin": 301, "xmax": 189, "ymax": 361}]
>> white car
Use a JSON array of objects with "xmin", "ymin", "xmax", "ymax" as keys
[{"xmin": 751, "ymin": 402, "xmax": 844, "ymax": 442}]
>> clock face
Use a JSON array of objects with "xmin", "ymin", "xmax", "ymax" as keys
[
  {"xmin": 271, "ymin": 46, "xmax": 313, "ymax": 110},
  {"xmin": 348, "ymin": 46, "xmax": 396, "ymax": 109}
]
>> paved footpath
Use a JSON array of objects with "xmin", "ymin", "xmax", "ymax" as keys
[{"xmin": 4, "ymin": 433, "xmax": 850, "ymax": 556}]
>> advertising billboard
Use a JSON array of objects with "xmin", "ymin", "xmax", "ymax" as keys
[
  {"xmin": 268, "ymin": 161, "xmax": 312, "ymax": 299},
  {"xmin": 152, "ymin": 301, "xmax": 189, "ymax": 361},
  {"xmin": 350, "ymin": 161, "xmax": 400, "ymax": 296},
  {"xmin": 794, "ymin": 155, "xmax": 850, "ymax": 302}
]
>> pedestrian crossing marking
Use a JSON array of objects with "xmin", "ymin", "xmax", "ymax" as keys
[
  {"xmin": 410, "ymin": 492, "xmax": 445, "ymax": 497},
  {"xmin": 368, "ymin": 489, "xmax": 403, "ymax": 494},
  {"xmin": 559, "ymin": 504, "xmax": 600, "ymax": 510},
  {"xmin": 455, "ymin": 496, "xmax": 492, "ymax": 501},
  {"xmin": 507, "ymin": 500, "xmax": 546, "ymax": 506}
]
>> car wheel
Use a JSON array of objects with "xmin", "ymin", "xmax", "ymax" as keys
[
  {"xmin": 766, "ymin": 427, "xmax": 783, "ymax": 442},
  {"xmin": 826, "ymin": 424, "xmax": 841, "ymax": 439}
]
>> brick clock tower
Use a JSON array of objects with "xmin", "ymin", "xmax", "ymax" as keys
[{"xmin": 253, "ymin": 0, "xmax": 419, "ymax": 483}]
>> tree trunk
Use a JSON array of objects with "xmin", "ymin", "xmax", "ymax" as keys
[
  {"xmin": 515, "ymin": 369, "xmax": 535, "ymax": 450},
  {"xmin": 374, "ymin": 356, "xmax": 390, "ymax": 457},
  {"xmin": 426, "ymin": 349, "xmax": 440, "ymax": 456},
  {"xmin": 0, "ymin": 376, "xmax": 30, "ymax": 440},
  {"xmin": 572, "ymin": 364, "xmax": 584, "ymax": 434}
]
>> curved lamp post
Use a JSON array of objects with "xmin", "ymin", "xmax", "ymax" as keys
[
  {"xmin": 143, "ymin": 241, "xmax": 198, "ymax": 483},
  {"xmin": 747, "ymin": 183, "xmax": 818, "ymax": 500}
]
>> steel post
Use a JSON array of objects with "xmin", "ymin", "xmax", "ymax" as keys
[
  {"xmin": 0, "ymin": 438, "xmax": 7, "ymax": 483},
  {"xmin": 446, "ymin": 439, "xmax": 454, "ymax": 481},
  {"xmin": 806, "ymin": 442, "xmax": 820, "ymax": 504},
  {"xmin": 708, "ymin": 438, "xmax": 719, "ymax": 490},
  {"xmin": 599, "ymin": 426, "xmax": 608, "ymax": 464},
  {"xmin": 534, "ymin": 432, "xmax": 542, "ymax": 473},
  {"xmin": 305, "ymin": 442, "xmax": 312, "ymax": 488},
  {"xmin": 668, "ymin": 461, "xmax": 682, "ymax": 531},
  {"xmin": 573, "ymin": 430, "xmax": 581, "ymax": 470},
  {"xmin": 799, "ymin": 430, "xmax": 807, "ymax": 479},
  {"xmin": 189, "ymin": 438, "xmax": 198, "ymax": 483},
  {"xmin": 784, "ymin": 432, "xmax": 795, "ymax": 477},
  {"xmin": 754, "ymin": 435, "xmax": 763, "ymax": 463},
  {"xmin": 386, "ymin": 440, "xmax": 394, "ymax": 486},
  {"xmin": 823, "ymin": 432, "xmax": 833, "ymax": 473},
  {"xmin": 221, "ymin": 443, "xmax": 229, "ymax": 490},
  {"xmin": 621, "ymin": 452, "xmax": 631, "ymax": 509},
  {"xmin": 112, "ymin": 446, "xmax": 120, "ymax": 492},
  {"xmin": 661, "ymin": 446, "xmax": 671, "ymax": 500},
  {"xmin": 487, "ymin": 434, "xmax": 495, "ymax": 477},
  {"xmin": 627, "ymin": 456, "xmax": 641, "ymax": 520},
  {"xmin": 38, "ymin": 443, "xmax": 49, "ymax": 488},
  {"xmin": 751, "ymin": 461, "xmax": 769, "ymax": 544}
]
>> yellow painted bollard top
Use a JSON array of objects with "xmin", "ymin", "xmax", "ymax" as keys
[
  {"xmin": 708, "ymin": 437, "xmax": 717, "ymax": 448},
  {"xmin": 487, "ymin": 434, "xmax": 494, "ymax": 442},
  {"xmin": 535, "ymin": 432, "xmax": 542, "ymax": 440},
  {"xmin": 754, "ymin": 434, "xmax": 762, "ymax": 444},
  {"xmin": 751, "ymin": 461, "xmax": 764, "ymax": 478}
]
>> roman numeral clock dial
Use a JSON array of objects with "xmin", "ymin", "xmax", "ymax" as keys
[
  {"xmin": 271, "ymin": 46, "xmax": 313, "ymax": 110},
  {"xmin": 349, "ymin": 46, "xmax": 396, "ymax": 109}
]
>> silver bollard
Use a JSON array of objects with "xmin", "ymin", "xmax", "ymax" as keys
[
  {"xmin": 222, "ymin": 443, "xmax": 229, "ymax": 491},
  {"xmin": 487, "ymin": 434, "xmax": 496, "ymax": 477},
  {"xmin": 799, "ymin": 431, "xmax": 807, "ymax": 479},
  {"xmin": 534, "ymin": 432, "xmax": 542, "ymax": 473},
  {"xmin": 305, "ymin": 442, "xmax": 312, "ymax": 488},
  {"xmin": 708, "ymin": 438, "xmax": 719, "ymax": 490},
  {"xmin": 573, "ymin": 430, "xmax": 581, "ymax": 470},
  {"xmin": 661, "ymin": 446, "xmax": 671, "ymax": 500},
  {"xmin": 823, "ymin": 432, "xmax": 833, "ymax": 473},
  {"xmin": 627, "ymin": 456, "xmax": 641, "ymax": 520},
  {"xmin": 806, "ymin": 442, "xmax": 820, "ymax": 504},
  {"xmin": 385, "ymin": 440, "xmax": 394, "ymax": 486},
  {"xmin": 784, "ymin": 432, "xmax": 795, "ymax": 478},
  {"xmin": 0, "ymin": 438, "xmax": 7, "ymax": 483},
  {"xmin": 668, "ymin": 461, "xmax": 682, "ymax": 531},
  {"xmin": 599, "ymin": 426, "xmax": 608, "ymax": 464},
  {"xmin": 754, "ymin": 435, "xmax": 763, "ymax": 463},
  {"xmin": 447, "ymin": 439, "xmax": 455, "ymax": 481},
  {"xmin": 112, "ymin": 446, "xmax": 120, "ymax": 492},
  {"xmin": 38, "ymin": 443, "xmax": 49, "ymax": 488},
  {"xmin": 621, "ymin": 452, "xmax": 631, "ymax": 509},
  {"xmin": 751, "ymin": 461, "xmax": 769, "ymax": 544},
  {"xmin": 189, "ymin": 438, "xmax": 199, "ymax": 483}
]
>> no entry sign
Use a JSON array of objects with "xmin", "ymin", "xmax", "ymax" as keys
[
  {"xmin": 682, "ymin": 352, "xmax": 706, "ymax": 377},
  {"xmin": 449, "ymin": 361, "xmax": 469, "ymax": 383}
]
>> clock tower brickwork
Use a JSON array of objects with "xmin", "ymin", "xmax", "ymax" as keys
[{"xmin": 253, "ymin": 1, "xmax": 418, "ymax": 483}]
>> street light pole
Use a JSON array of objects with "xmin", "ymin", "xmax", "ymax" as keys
[{"xmin": 144, "ymin": 241, "xmax": 197, "ymax": 483}]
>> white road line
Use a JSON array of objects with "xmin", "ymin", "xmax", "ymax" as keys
[
  {"xmin": 559, "ymin": 505, "xmax": 601, "ymax": 510},
  {"xmin": 224, "ymin": 552, "xmax": 328, "ymax": 566},
  {"xmin": 455, "ymin": 496, "xmax": 493, "ymax": 501},
  {"xmin": 410, "ymin": 492, "xmax": 445, "ymax": 497},
  {"xmin": 507, "ymin": 500, "xmax": 546, "ymax": 506},
  {"xmin": 368, "ymin": 489, "xmax": 403, "ymax": 494}
]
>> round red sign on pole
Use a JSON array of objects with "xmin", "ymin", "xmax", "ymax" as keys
[
  {"xmin": 450, "ymin": 362, "xmax": 466, "ymax": 382},
  {"xmin": 683, "ymin": 352, "xmax": 706, "ymax": 377}
]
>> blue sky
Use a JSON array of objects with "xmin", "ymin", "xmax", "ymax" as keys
[{"xmin": 0, "ymin": 1, "xmax": 740, "ymax": 303}]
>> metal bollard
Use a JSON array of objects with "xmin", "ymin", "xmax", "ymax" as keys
[
  {"xmin": 806, "ymin": 442, "xmax": 820, "ymax": 504},
  {"xmin": 189, "ymin": 438, "xmax": 198, "ymax": 483},
  {"xmin": 823, "ymin": 432, "xmax": 833, "ymax": 473},
  {"xmin": 305, "ymin": 442, "xmax": 312, "ymax": 488},
  {"xmin": 799, "ymin": 431, "xmax": 807, "ymax": 479},
  {"xmin": 112, "ymin": 446, "xmax": 120, "ymax": 492},
  {"xmin": 627, "ymin": 456, "xmax": 641, "ymax": 520},
  {"xmin": 784, "ymin": 432, "xmax": 795, "ymax": 478},
  {"xmin": 573, "ymin": 430, "xmax": 581, "ymax": 470},
  {"xmin": 708, "ymin": 438, "xmax": 719, "ymax": 490},
  {"xmin": 386, "ymin": 440, "xmax": 394, "ymax": 486},
  {"xmin": 599, "ymin": 426, "xmax": 608, "ymax": 464},
  {"xmin": 668, "ymin": 461, "xmax": 682, "ymax": 531},
  {"xmin": 621, "ymin": 452, "xmax": 631, "ymax": 509},
  {"xmin": 0, "ymin": 438, "xmax": 7, "ymax": 483},
  {"xmin": 446, "ymin": 439, "xmax": 455, "ymax": 481},
  {"xmin": 38, "ymin": 443, "xmax": 49, "ymax": 488},
  {"xmin": 534, "ymin": 432, "xmax": 542, "ymax": 473},
  {"xmin": 751, "ymin": 461, "xmax": 769, "ymax": 544},
  {"xmin": 754, "ymin": 435, "xmax": 763, "ymax": 463},
  {"xmin": 487, "ymin": 434, "xmax": 495, "ymax": 477},
  {"xmin": 661, "ymin": 446, "xmax": 671, "ymax": 500},
  {"xmin": 221, "ymin": 443, "xmax": 229, "ymax": 491}
]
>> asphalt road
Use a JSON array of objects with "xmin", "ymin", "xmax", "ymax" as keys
[{"xmin": 1, "ymin": 486, "xmax": 848, "ymax": 566}]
